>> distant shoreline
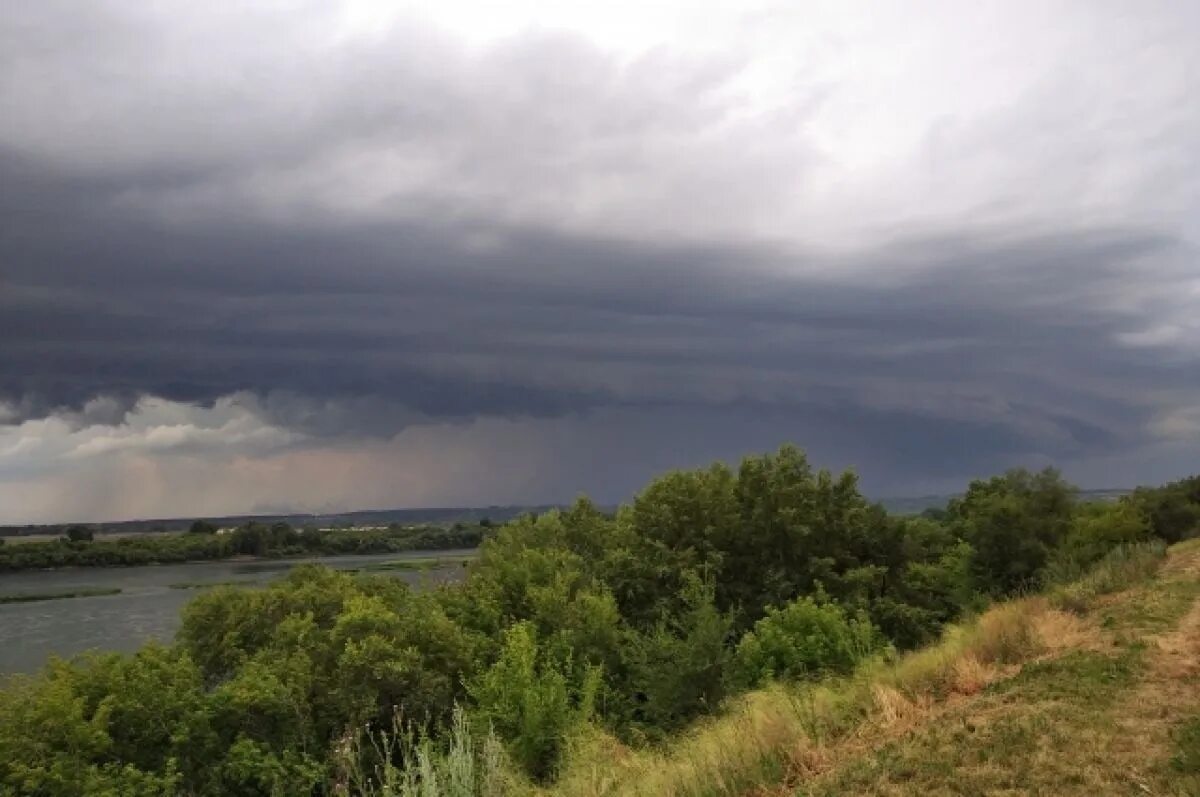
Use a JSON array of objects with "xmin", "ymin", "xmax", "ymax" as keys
[{"xmin": 0, "ymin": 524, "xmax": 486, "ymax": 573}]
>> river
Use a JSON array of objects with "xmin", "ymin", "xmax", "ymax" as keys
[{"xmin": 0, "ymin": 549, "xmax": 474, "ymax": 675}]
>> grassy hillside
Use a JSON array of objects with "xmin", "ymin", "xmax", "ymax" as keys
[{"xmin": 540, "ymin": 539, "xmax": 1200, "ymax": 796}]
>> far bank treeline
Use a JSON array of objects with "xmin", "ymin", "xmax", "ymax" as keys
[
  {"xmin": 0, "ymin": 522, "xmax": 489, "ymax": 571},
  {"xmin": 0, "ymin": 445, "xmax": 1198, "ymax": 796}
]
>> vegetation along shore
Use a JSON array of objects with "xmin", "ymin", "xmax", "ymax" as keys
[{"xmin": 0, "ymin": 523, "xmax": 489, "ymax": 572}]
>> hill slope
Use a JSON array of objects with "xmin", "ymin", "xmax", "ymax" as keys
[
  {"xmin": 545, "ymin": 539, "xmax": 1200, "ymax": 796},
  {"xmin": 794, "ymin": 539, "xmax": 1200, "ymax": 796}
]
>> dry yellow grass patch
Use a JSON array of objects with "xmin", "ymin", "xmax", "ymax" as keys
[
  {"xmin": 1145, "ymin": 539, "xmax": 1200, "ymax": 683},
  {"xmin": 550, "ymin": 686, "xmax": 814, "ymax": 797},
  {"xmin": 782, "ymin": 742, "xmax": 834, "ymax": 782},
  {"xmin": 1031, "ymin": 604, "xmax": 1105, "ymax": 653},
  {"xmin": 967, "ymin": 598, "xmax": 1043, "ymax": 665},
  {"xmin": 869, "ymin": 685, "xmax": 926, "ymax": 730},
  {"xmin": 946, "ymin": 653, "xmax": 996, "ymax": 696}
]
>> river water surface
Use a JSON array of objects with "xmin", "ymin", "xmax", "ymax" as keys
[{"xmin": 0, "ymin": 550, "xmax": 473, "ymax": 675}]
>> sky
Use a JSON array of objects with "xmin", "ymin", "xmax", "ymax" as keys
[{"xmin": 2, "ymin": 0, "xmax": 1199, "ymax": 524}]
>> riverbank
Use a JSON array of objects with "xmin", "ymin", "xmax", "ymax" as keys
[
  {"xmin": 0, "ymin": 549, "xmax": 475, "ymax": 674},
  {"xmin": 0, "ymin": 587, "xmax": 122, "ymax": 604},
  {"xmin": 0, "ymin": 522, "xmax": 486, "ymax": 572}
]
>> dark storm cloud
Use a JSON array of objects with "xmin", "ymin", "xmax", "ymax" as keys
[
  {"xmin": 2, "ymin": 0, "xmax": 1199, "ymax": 522},
  {"xmin": 2, "ymin": 144, "xmax": 1191, "ymax": 473}
]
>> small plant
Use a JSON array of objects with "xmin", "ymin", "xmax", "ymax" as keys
[
  {"xmin": 468, "ymin": 622, "xmax": 599, "ymax": 782},
  {"xmin": 731, "ymin": 595, "xmax": 883, "ymax": 689},
  {"xmin": 334, "ymin": 705, "xmax": 511, "ymax": 797}
]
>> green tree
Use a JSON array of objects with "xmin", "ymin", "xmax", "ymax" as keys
[
  {"xmin": 1129, "ymin": 476, "xmax": 1200, "ymax": 543},
  {"xmin": 1051, "ymin": 501, "xmax": 1151, "ymax": 577},
  {"xmin": 65, "ymin": 525, "xmax": 94, "ymax": 543},
  {"xmin": 624, "ymin": 574, "xmax": 734, "ymax": 735},
  {"xmin": 951, "ymin": 468, "xmax": 1076, "ymax": 595},
  {"xmin": 0, "ymin": 655, "xmax": 185, "ymax": 796}
]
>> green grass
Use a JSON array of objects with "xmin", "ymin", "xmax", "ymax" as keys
[
  {"xmin": 800, "ymin": 712, "xmax": 1075, "ymax": 796},
  {"xmin": 335, "ymin": 705, "xmax": 514, "ymax": 796},
  {"xmin": 0, "ymin": 587, "xmax": 122, "ymax": 604},
  {"xmin": 988, "ymin": 647, "xmax": 1144, "ymax": 707},
  {"xmin": 800, "ymin": 647, "xmax": 1149, "ymax": 796},
  {"xmin": 1171, "ymin": 715, "xmax": 1200, "ymax": 774},
  {"xmin": 1097, "ymin": 577, "xmax": 1200, "ymax": 635}
]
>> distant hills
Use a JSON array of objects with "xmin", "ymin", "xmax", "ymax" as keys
[
  {"xmin": 0, "ymin": 505, "xmax": 562, "ymax": 538},
  {"xmin": 2, "ymin": 489, "xmax": 1134, "ymax": 537},
  {"xmin": 878, "ymin": 487, "xmax": 1132, "ymax": 516}
]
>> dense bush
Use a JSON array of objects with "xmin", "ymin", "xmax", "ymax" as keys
[
  {"xmin": 622, "ymin": 575, "xmax": 734, "ymax": 736},
  {"xmin": 1129, "ymin": 475, "xmax": 1200, "ymax": 543},
  {"xmin": 950, "ymin": 468, "xmax": 1076, "ymax": 596},
  {"xmin": 1044, "ymin": 501, "xmax": 1152, "ymax": 583},
  {"xmin": 1, "ymin": 446, "xmax": 1197, "ymax": 795},
  {"xmin": 730, "ymin": 595, "xmax": 882, "ymax": 688},
  {"xmin": 468, "ymin": 622, "xmax": 599, "ymax": 781}
]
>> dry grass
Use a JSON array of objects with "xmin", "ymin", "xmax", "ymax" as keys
[
  {"xmin": 548, "ymin": 686, "xmax": 809, "ymax": 797},
  {"xmin": 945, "ymin": 654, "xmax": 996, "ymax": 696},
  {"xmin": 1030, "ymin": 604, "xmax": 1104, "ymax": 652}
]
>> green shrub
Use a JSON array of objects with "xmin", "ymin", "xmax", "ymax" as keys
[
  {"xmin": 1128, "ymin": 475, "xmax": 1200, "ymax": 543},
  {"xmin": 6, "ymin": 446, "xmax": 1197, "ymax": 795},
  {"xmin": 951, "ymin": 468, "xmax": 1075, "ymax": 596},
  {"xmin": 1049, "ymin": 540, "xmax": 1168, "ymax": 613},
  {"xmin": 334, "ymin": 705, "xmax": 512, "ymax": 797},
  {"xmin": 1045, "ymin": 502, "xmax": 1152, "ymax": 583},
  {"xmin": 467, "ymin": 622, "xmax": 597, "ymax": 782},
  {"xmin": 731, "ymin": 595, "xmax": 882, "ymax": 688},
  {"xmin": 623, "ymin": 574, "xmax": 734, "ymax": 736}
]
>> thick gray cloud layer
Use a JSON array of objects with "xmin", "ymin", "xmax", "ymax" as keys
[{"xmin": 1, "ymin": 1, "xmax": 1198, "ymax": 522}]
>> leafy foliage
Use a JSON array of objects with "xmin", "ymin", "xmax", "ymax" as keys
[
  {"xmin": 468, "ymin": 622, "xmax": 598, "ymax": 781},
  {"xmin": 950, "ymin": 468, "xmax": 1076, "ymax": 596},
  {"xmin": 1129, "ymin": 475, "xmax": 1200, "ymax": 544},
  {"xmin": 65, "ymin": 525, "xmax": 94, "ymax": 543},
  {"xmin": 1045, "ymin": 501, "xmax": 1152, "ymax": 583},
  {"xmin": 731, "ymin": 595, "xmax": 882, "ymax": 688}
]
